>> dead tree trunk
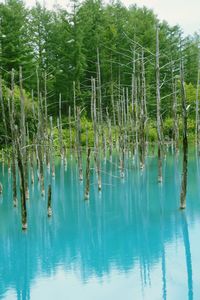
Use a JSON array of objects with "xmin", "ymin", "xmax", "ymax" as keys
[
  {"xmin": 134, "ymin": 76, "xmax": 139, "ymax": 154},
  {"xmin": 172, "ymin": 63, "xmax": 179, "ymax": 153},
  {"xmin": 19, "ymin": 67, "xmax": 29, "ymax": 198},
  {"xmin": 106, "ymin": 108, "xmax": 113, "ymax": 161},
  {"xmin": 76, "ymin": 107, "xmax": 83, "ymax": 181},
  {"xmin": 47, "ymin": 184, "xmax": 52, "ymax": 217},
  {"xmin": 73, "ymin": 81, "xmax": 76, "ymax": 121},
  {"xmin": 15, "ymin": 126, "xmax": 27, "ymax": 230},
  {"xmin": 58, "ymin": 94, "xmax": 65, "ymax": 161},
  {"xmin": 0, "ymin": 75, "xmax": 8, "ymax": 138},
  {"xmin": 97, "ymin": 48, "xmax": 103, "ymax": 124},
  {"xmin": 138, "ymin": 50, "xmax": 147, "ymax": 169},
  {"xmin": 30, "ymin": 90, "xmax": 36, "ymax": 183},
  {"xmin": 86, "ymin": 125, "xmax": 89, "ymax": 154},
  {"xmin": 111, "ymin": 81, "xmax": 116, "ymax": 127},
  {"xmin": 44, "ymin": 71, "xmax": 50, "ymax": 167},
  {"xmin": 156, "ymin": 27, "xmax": 163, "ymax": 183},
  {"xmin": 49, "ymin": 116, "xmax": 55, "ymax": 177},
  {"xmin": 130, "ymin": 73, "xmax": 135, "ymax": 157},
  {"xmin": 118, "ymin": 99, "xmax": 125, "ymax": 178},
  {"xmin": 38, "ymin": 93, "xmax": 45, "ymax": 195},
  {"xmin": 102, "ymin": 127, "xmax": 107, "ymax": 160},
  {"xmin": 92, "ymin": 78, "xmax": 101, "ymax": 190},
  {"xmin": 195, "ymin": 58, "xmax": 200, "ymax": 154},
  {"xmin": 0, "ymin": 182, "xmax": 2, "ymax": 195},
  {"xmin": 10, "ymin": 69, "xmax": 17, "ymax": 207},
  {"xmin": 0, "ymin": 74, "xmax": 8, "ymax": 173},
  {"xmin": 84, "ymin": 148, "xmax": 91, "ymax": 200},
  {"xmin": 69, "ymin": 106, "xmax": 73, "ymax": 157},
  {"xmin": 180, "ymin": 57, "xmax": 188, "ymax": 210},
  {"xmin": 36, "ymin": 68, "xmax": 45, "ymax": 195}
]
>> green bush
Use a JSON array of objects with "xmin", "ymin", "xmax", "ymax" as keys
[
  {"xmin": 0, "ymin": 80, "xmax": 37, "ymax": 145},
  {"xmin": 163, "ymin": 118, "xmax": 174, "ymax": 139},
  {"xmin": 148, "ymin": 126, "xmax": 157, "ymax": 142}
]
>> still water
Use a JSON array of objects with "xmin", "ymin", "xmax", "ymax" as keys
[{"xmin": 0, "ymin": 150, "xmax": 200, "ymax": 300}]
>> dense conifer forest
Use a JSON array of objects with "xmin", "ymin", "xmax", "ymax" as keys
[{"xmin": 0, "ymin": 0, "xmax": 199, "ymax": 136}]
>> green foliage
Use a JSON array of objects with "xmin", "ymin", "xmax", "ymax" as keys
[
  {"xmin": 185, "ymin": 82, "xmax": 196, "ymax": 118},
  {"xmin": 0, "ymin": 0, "xmax": 200, "ymax": 145},
  {"xmin": 0, "ymin": 79, "xmax": 36, "ymax": 144},
  {"xmin": 0, "ymin": 0, "xmax": 34, "ymax": 87},
  {"xmin": 148, "ymin": 125, "xmax": 157, "ymax": 142},
  {"xmin": 163, "ymin": 118, "xmax": 174, "ymax": 139},
  {"xmin": 1, "ymin": 0, "xmax": 197, "ymax": 112}
]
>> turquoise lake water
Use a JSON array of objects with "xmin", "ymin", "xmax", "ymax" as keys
[{"xmin": 0, "ymin": 150, "xmax": 200, "ymax": 300}]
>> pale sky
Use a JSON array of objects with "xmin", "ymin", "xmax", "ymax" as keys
[
  {"xmin": 129, "ymin": 0, "xmax": 200, "ymax": 35},
  {"xmin": 1, "ymin": 0, "xmax": 200, "ymax": 35},
  {"xmin": 25, "ymin": 0, "xmax": 200, "ymax": 35}
]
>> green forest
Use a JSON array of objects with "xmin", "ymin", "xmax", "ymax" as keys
[{"xmin": 0, "ymin": 0, "xmax": 199, "ymax": 144}]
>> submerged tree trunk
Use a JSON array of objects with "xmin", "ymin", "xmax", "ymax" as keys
[
  {"xmin": 58, "ymin": 94, "xmax": 65, "ymax": 161},
  {"xmin": 15, "ymin": 128, "xmax": 27, "ymax": 230},
  {"xmin": 47, "ymin": 184, "xmax": 52, "ymax": 217},
  {"xmin": 10, "ymin": 69, "xmax": 17, "ymax": 207},
  {"xmin": 0, "ymin": 74, "xmax": 8, "ymax": 173},
  {"xmin": 92, "ymin": 77, "xmax": 102, "ymax": 190},
  {"xmin": 139, "ymin": 50, "xmax": 147, "ymax": 169},
  {"xmin": 84, "ymin": 148, "xmax": 91, "ymax": 200},
  {"xmin": 0, "ymin": 182, "xmax": 3, "ymax": 195},
  {"xmin": 19, "ymin": 67, "xmax": 29, "ymax": 199},
  {"xmin": 49, "ymin": 116, "xmax": 55, "ymax": 177},
  {"xmin": 134, "ymin": 77, "xmax": 139, "ymax": 155},
  {"xmin": 156, "ymin": 27, "xmax": 163, "ymax": 183},
  {"xmin": 76, "ymin": 107, "xmax": 83, "ymax": 181}
]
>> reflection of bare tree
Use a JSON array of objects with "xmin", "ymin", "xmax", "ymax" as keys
[
  {"xmin": 162, "ymin": 247, "xmax": 167, "ymax": 300},
  {"xmin": 181, "ymin": 212, "xmax": 193, "ymax": 300},
  {"xmin": 195, "ymin": 151, "xmax": 200, "ymax": 196},
  {"xmin": 160, "ymin": 182, "xmax": 167, "ymax": 300}
]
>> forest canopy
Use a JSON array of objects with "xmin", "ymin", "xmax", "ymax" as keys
[{"xmin": 0, "ymin": 0, "xmax": 199, "ymax": 122}]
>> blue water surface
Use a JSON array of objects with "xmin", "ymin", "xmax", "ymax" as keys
[{"xmin": 0, "ymin": 150, "xmax": 200, "ymax": 300}]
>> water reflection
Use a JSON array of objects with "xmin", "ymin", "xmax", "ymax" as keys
[
  {"xmin": 0, "ymin": 152, "xmax": 200, "ymax": 299},
  {"xmin": 181, "ymin": 212, "xmax": 193, "ymax": 300}
]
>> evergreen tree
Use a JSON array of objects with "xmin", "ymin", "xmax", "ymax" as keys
[{"xmin": 0, "ymin": 0, "xmax": 34, "ymax": 87}]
